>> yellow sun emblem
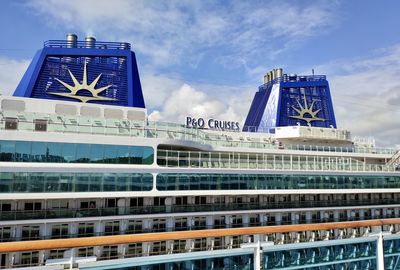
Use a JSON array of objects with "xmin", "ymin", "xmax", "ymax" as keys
[
  {"xmin": 289, "ymin": 94, "xmax": 325, "ymax": 124},
  {"xmin": 49, "ymin": 62, "xmax": 115, "ymax": 103}
]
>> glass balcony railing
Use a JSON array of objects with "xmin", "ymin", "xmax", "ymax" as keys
[
  {"xmin": 0, "ymin": 110, "xmax": 397, "ymax": 155},
  {"xmin": 157, "ymin": 149, "xmax": 397, "ymax": 173},
  {"xmin": 1, "ymin": 198, "xmax": 398, "ymax": 222}
]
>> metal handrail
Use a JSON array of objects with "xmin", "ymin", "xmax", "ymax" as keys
[
  {"xmin": 44, "ymin": 40, "xmax": 131, "ymax": 50},
  {"xmin": 1, "ymin": 218, "xmax": 400, "ymax": 252}
]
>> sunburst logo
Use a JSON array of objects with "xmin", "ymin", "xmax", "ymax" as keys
[
  {"xmin": 290, "ymin": 94, "xmax": 325, "ymax": 124},
  {"xmin": 48, "ymin": 62, "xmax": 116, "ymax": 103}
]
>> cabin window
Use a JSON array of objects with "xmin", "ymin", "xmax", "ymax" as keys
[
  {"xmin": 34, "ymin": 119, "xmax": 47, "ymax": 131},
  {"xmin": 4, "ymin": 118, "xmax": 17, "ymax": 130}
]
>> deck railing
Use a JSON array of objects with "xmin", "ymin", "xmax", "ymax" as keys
[
  {"xmin": 0, "ymin": 198, "xmax": 397, "ymax": 222},
  {"xmin": 157, "ymin": 149, "xmax": 397, "ymax": 173},
  {"xmin": 0, "ymin": 110, "xmax": 397, "ymax": 155}
]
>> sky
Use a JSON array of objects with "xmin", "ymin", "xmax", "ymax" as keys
[{"xmin": 0, "ymin": 0, "xmax": 400, "ymax": 146}]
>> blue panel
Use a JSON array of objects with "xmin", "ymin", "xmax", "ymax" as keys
[
  {"xmin": 243, "ymin": 74, "xmax": 337, "ymax": 132},
  {"xmin": 129, "ymin": 51, "xmax": 145, "ymax": 108},
  {"xmin": 278, "ymin": 80, "xmax": 336, "ymax": 128},
  {"xmin": 13, "ymin": 40, "xmax": 145, "ymax": 109},
  {"xmin": 243, "ymin": 82, "xmax": 274, "ymax": 132}
]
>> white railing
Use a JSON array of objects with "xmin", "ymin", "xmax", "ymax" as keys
[{"xmin": 0, "ymin": 110, "xmax": 397, "ymax": 155}]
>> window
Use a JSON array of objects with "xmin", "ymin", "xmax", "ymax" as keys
[
  {"xmin": 152, "ymin": 219, "xmax": 166, "ymax": 232},
  {"xmin": 50, "ymin": 200, "xmax": 68, "ymax": 209},
  {"xmin": 214, "ymin": 216, "xmax": 225, "ymax": 229},
  {"xmin": 151, "ymin": 242, "xmax": 166, "ymax": 255},
  {"xmin": 0, "ymin": 203, "xmax": 11, "ymax": 211},
  {"xmin": 130, "ymin": 198, "xmax": 143, "ymax": 207},
  {"xmin": 78, "ymin": 223, "xmax": 94, "ymax": 237},
  {"xmin": 175, "ymin": 217, "xmax": 187, "ymax": 231},
  {"xmin": 193, "ymin": 238, "xmax": 207, "ymax": 251},
  {"xmin": 48, "ymin": 249, "xmax": 65, "ymax": 259},
  {"xmin": 194, "ymin": 196, "xmax": 206, "ymax": 205},
  {"xmin": 213, "ymin": 196, "xmax": 225, "ymax": 204},
  {"xmin": 173, "ymin": 240, "xmax": 186, "ymax": 253},
  {"xmin": 21, "ymin": 225, "xmax": 40, "ymax": 240},
  {"xmin": 153, "ymin": 197, "xmax": 165, "ymax": 206},
  {"xmin": 127, "ymin": 243, "xmax": 142, "ymax": 257},
  {"xmin": 232, "ymin": 236, "xmax": 240, "ymax": 248},
  {"xmin": 0, "ymin": 140, "xmax": 154, "ymax": 165},
  {"xmin": 102, "ymin": 246, "xmax": 118, "ymax": 259},
  {"xmin": 4, "ymin": 118, "xmax": 17, "ymax": 130},
  {"xmin": 193, "ymin": 217, "xmax": 207, "ymax": 229},
  {"xmin": 1, "ymin": 253, "xmax": 6, "ymax": 268},
  {"xmin": 0, "ymin": 172, "xmax": 153, "ymax": 193},
  {"xmin": 213, "ymin": 237, "xmax": 223, "ymax": 249},
  {"xmin": 106, "ymin": 198, "xmax": 117, "ymax": 208},
  {"xmin": 104, "ymin": 221, "xmax": 119, "ymax": 236},
  {"xmin": 34, "ymin": 120, "xmax": 47, "ymax": 132},
  {"xmin": 249, "ymin": 215, "xmax": 259, "ymax": 226},
  {"xmin": 51, "ymin": 224, "xmax": 68, "ymax": 239},
  {"xmin": 231, "ymin": 215, "xmax": 242, "ymax": 227},
  {"xmin": 20, "ymin": 251, "xmax": 39, "ymax": 266},
  {"xmin": 0, "ymin": 227, "xmax": 11, "ymax": 241},
  {"xmin": 24, "ymin": 202, "xmax": 41, "ymax": 211},
  {"xmin": 127, "ymin": 220, "xmax": 142, "ymax": 233},
  {"xmin": 80, "ymin": 201, "xmax": 96, "ymax": 209},
  {"xmin": 78, "ymin": 247, "xmax": 94, "ymax": 257},
  {"xmin": 175, "ymin": 197, "xmax": 187, "ymax": 205}
]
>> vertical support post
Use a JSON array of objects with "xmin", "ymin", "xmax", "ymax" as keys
[
  {"xmin": 69, "ymin": 248, "xmax": 75, "ymax": 270},
  {"xmin": 254, "ymin": 241, "xmax": 261, "ymax": 270},
  {"xmin": 377, "ymin": 233, "xmax": 385, "ymax": 270}
]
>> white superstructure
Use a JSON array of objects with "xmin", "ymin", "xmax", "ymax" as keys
[{"xmin": 1, "ymin": 36, "xmax": 400, "ymax": 270}]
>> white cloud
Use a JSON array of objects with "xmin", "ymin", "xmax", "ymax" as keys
[
  {"xmin": 23, "ymin": 0, "xmax": 340, "ymax": 71},
  {"xmin": 140, "ymin": 72, "xmax": 183, "ymax": 109},
  {"xmin": 148, "ymin": 83, "xmax": 253, "ymax": 126},
  {"xmin": 149, "ymin": 83, "xmax": 224, "ymax": 122},
  {"xmin": 0, "ymin": 57, "xmax": 30, "ymax": 96},
  {"xmin": 316, "ymin": 45, "xmax": 400, "ymax": 146}
]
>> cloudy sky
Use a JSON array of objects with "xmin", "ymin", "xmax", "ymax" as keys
[{"xmin": 1, "ymin": 0, "xmax": 400, "ymax": 146}]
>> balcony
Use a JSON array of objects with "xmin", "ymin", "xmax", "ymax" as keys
[{"xmin": 0, "ymin": 198, "xmax": 398, "ymax": 222}]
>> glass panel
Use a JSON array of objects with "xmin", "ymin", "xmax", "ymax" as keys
[
  {"xmin": 156, "ymin": 174, "xmax": 400, "ymax": 191},
  {"xmin": 0, "ymin": 173, "xmax": 13, "ymax": 192},
  {"xmin": 0, "ymin": 140, "xmax": 15, "ymax": 161},
  {"xmin": 90, "ymin": 144, "xmax": 104, "ymax": 163},
  {"xmin": 62, "ymin": 143, "xmax": 76, "ymax": 163},
  {"xmin": 0, "ymin": 172, "xmax": 153, "ymax": 193},
  {"xmin": 15, "ymin": 141, "xmax": 31, "ymax": 162},
  {"xmin": 89, "ymin": 174, "xmax": 102, "ymax": 192},
  {"xmin": 103, "ymin": 145, "xmax": 117, "ymax": 164},
  {"xmin": 76, "ymin": 174, "xmax": 90, "ymax": 192},
  {"xmin": 31, "ymin": 142, "xmax": 47, "ymax": 162},
  {"xmin": 47, "ymin": 142, "xmax": 63, "ymax": 162},
  {"xmin": 75, "ymin": 144, "xmax": 91, "ymax": 163},
  {"xmin": 117, "ymin": 145, "xmax": 130, "ymax": 164},
  {"xmin": 103, "ymin": 174, "xmax": 116, "ymax": 191},
  {"xmin": 143, "ymin": 147, "xmax": 154, "ymax": 164},
  {"xmin": 0, "ymin": 140, "xmax": 154, "ymax": 165},
  {"xmin": 46, "ymin": 173, "xmax": 60, "ymax": 192}
]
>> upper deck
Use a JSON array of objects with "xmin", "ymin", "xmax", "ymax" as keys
[{"xmin": 0, "ymin": 96, "xmax": 397, "ymax": 158}]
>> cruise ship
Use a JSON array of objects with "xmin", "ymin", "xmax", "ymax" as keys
[{"xmin": 0, "ymin": 34, "xmax": 400, "ymax": 270}]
